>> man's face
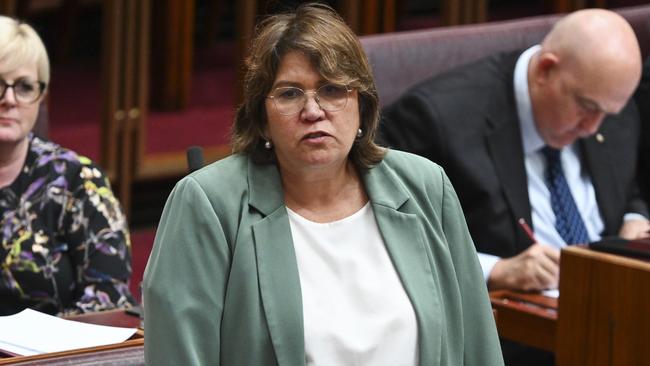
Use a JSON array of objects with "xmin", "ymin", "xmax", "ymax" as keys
[{"xmin": 533, "ymin": 63, "xmax": 632, "ymax": 149}]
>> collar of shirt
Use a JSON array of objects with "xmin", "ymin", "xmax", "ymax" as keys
[{"xmin": 513, "ymin": 45, "xmax": 546, "ymax": 155}]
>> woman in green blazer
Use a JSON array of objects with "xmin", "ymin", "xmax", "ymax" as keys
[{"xmin": 143, "ymin": 4, "xmax": 503, "ymax": 365}]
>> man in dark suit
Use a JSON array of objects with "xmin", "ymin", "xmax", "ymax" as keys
[{"xmin": 381, "ymin": 9, "xmax": 650, "ymax": 365}]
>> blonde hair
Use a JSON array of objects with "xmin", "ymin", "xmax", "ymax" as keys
[
  {"xmin": 231, "ymin": 3, "xmax": 384, "ymax": 168},
  {"xmin": 0, "ymin": 15, "xmax": 50, "ymax": 85}
]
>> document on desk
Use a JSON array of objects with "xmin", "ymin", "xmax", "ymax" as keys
[
  {"xmin": 0, "ymin": 309, "xmax": 137, "ymax": 356},
  {"xmin": 542, "ymin": 289, "xmax": 559, "ymax": 298}
]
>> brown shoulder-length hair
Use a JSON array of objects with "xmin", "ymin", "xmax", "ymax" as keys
[{"xmin": 231, "ymin": 3, "xmax": 385, "ymax": 169}]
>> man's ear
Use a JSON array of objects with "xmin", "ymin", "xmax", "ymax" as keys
[{"xmin": 534, "ymin": 52, "xmax": 560, "ymax": 84}]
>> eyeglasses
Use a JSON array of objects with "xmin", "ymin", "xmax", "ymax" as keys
[
  {"xmin": 267, "ymin": 84, "xmax": 351, "ymax": 116},
  {"xmin": 0, "ymin": 79, "xmax": 46, "ymax": 104}
]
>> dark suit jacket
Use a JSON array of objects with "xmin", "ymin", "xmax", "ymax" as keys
[
  {"xmin": 635, "ymin": 57, "xmax": 650, "ymax": 206},
  {"xmin": 381, "ymin": 50, "xmax": 648, "ymax": 260}
]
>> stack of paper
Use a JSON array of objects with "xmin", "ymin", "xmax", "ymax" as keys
[{"xmin": 0, "ymin": 309, "xmax": 137, "ymax": 356}]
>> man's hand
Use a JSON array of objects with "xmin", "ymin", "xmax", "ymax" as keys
[
  {"xmin": 618, "ymin": 219, "xmax": 650, "ymax": 240},
  {"xmin": 488, "ymin": 243, "xmax": 561, "ymax": 291}
]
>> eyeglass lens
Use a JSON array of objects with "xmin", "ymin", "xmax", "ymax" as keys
[
  {"xmin": 271, "ymin": 84, "xmax": 349, "ymax": 115},
  {"xmin": 0, "ymin": 79, "xmax": 43, "ymax": 103}
]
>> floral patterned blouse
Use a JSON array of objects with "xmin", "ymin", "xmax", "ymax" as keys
[{"xmin": 0, "ymin": 135, "xmax": 135, "ymax": 316}]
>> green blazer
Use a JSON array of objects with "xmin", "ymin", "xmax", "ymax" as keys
[{"xmin": 143, "ymin": 150, "xmax": 503, "ymax": 365}]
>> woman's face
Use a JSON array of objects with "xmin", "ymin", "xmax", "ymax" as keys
[
  {"xmin": 0, "ymin": 63, "xmax": 42, "ymax": 145},
  {"xmin": 264, "ymin": 51, "xmax": 360, "ymax": 174}
]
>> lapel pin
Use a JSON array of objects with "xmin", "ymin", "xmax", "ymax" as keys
[{"xmin": 595, "ymin": 133, "xmax": 604, "ymax": 143}]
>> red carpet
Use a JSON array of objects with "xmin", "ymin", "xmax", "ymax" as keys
[{"xmin": 48, "ymin": 42, "xmax": 236, "ymax": 162}]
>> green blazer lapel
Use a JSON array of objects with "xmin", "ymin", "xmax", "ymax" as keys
[
  {"xmin": 363, "ymin": 159, "xmax": 443, "ymax": 365},
  {"xmin": 249, "ymin": 160, "xmax": 305, "ymax": 366},
  {"xmin": 248, "ymin": 159, "xmax": 285, "ymax": 215}
]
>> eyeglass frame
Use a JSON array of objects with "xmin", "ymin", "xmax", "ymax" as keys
[
  {"xmin": 0, "ymin": 79, "xmax": 47, "ymax": 104},
  {"xmin": 266, "ymin": 84, "xmax": 352, "ymax": 116}
]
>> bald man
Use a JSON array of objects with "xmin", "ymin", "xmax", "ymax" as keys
[{"xmin": 381, "ymin": 10, "xmax": 649, "ymax": 365}]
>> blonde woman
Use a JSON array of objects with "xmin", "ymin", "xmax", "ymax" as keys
[{"xmin": 0, "ymin": 16, "xmax": 134, "ymax": 316}]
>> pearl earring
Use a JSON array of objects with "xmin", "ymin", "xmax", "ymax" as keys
[
  {"xmin": 264, "ymin": 140, "xmax": 272, "ymax": 150},
  {"xmin": 356, "ymin": 128, "xmax": 363, "ymax": 138}
]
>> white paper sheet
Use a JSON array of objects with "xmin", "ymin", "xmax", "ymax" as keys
[
  {"xmin": 542, "ymin": 289, "xmax": 559, "ymax": 298},
  {"xmin": 0, "ymin": 309, "xmax": 137, "ymax": 356}
]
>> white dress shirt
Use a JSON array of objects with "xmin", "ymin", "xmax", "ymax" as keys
[{"xmin": 288, "ymin": 203, "xmax": 419, "ymax": 366}]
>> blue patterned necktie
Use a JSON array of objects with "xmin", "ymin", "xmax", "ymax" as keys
[{"xmin": 541, "ymin": 146, "xmax": 590, "ymax": 245}]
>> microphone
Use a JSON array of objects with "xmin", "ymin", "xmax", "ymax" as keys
[{"xmin": 186, "ymin": 146, "xmax": 205, "ymax": 173}]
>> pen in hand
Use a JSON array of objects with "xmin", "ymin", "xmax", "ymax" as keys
[
  {"xmin": 518, "ymin": 218, "xmax": 537, "ymax": 243},
  {"xmin": 517, "ymin": 218, "xmax": 561, "ymax": 292}
]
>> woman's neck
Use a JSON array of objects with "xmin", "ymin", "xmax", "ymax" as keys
[
  {"xmin": 0, "ymin": 138, "xmax": 29, "ymax": 188},
  {"xmin": 281, "ymin": 160, "xmax": 368, "ymax": 223}
]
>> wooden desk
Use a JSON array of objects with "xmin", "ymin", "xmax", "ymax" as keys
[
  {"xmin": 63, "ymin": 308, "xmax": 142, "ymax": 329},
  {"xmin": 490, "ymin": 290, "xmax": 558, "ymax": 352},
  {"xmin": 556, "ymin": 246, "xmax": 650, "ymax": 365},
  {"xmin": 0, "ymin": 309, "xmax": 143, "ymax": 365},
  {"xmin": 490, "ymin": 245, "xmax": 650, "ymax": 360}
]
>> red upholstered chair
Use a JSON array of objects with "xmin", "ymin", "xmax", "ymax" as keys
[{"xmin": 360, "ymin": 4, "xmax": 650, "ymax": 108}]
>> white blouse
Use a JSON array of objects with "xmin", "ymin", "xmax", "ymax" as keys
[{"xmin": 287, "ymin": 203, "xmax": 419, "ymax": 366}]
